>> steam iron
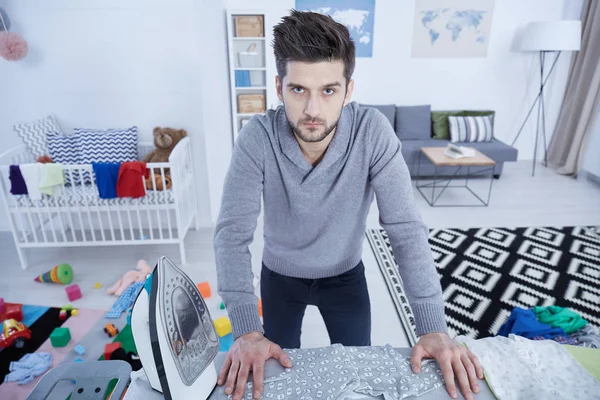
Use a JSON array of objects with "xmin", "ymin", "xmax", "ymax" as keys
[{"xmin": 130, "ymin": 256, "xmax": 219, "ymax": 400}]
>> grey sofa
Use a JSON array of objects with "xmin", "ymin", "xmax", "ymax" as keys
[{"xmin": 361, "ymin": 104, "xmax": 518, "ymax": 178}]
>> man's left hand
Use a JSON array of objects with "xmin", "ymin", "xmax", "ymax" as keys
[{"xmin": 410, "ymin": 332, "xmax": 484, "ymax": 400}]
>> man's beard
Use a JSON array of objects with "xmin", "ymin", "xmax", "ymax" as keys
[
  {"xmin": 289, "ymin": 118, "xmax": 339, "ymax": 143},
  {"xmin": 284, "ymin": 106, "xmax": 343, "ymax": 143}
]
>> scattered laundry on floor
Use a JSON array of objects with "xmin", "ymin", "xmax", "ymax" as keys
[
  {"xmin": 106, "ymin": 281, "xmax": 144, "ymax": 319},
  {"xmin": 497, "ymin": 307, "xmax": 567, "ymax": 339},
  {"xmin": 532, "ymin": 305, "xmax": 588, "ymax": 334},
  {"xmin": 569, "ymin": 324, "xmax": 600, "ymax": 349},
  {"xmin": 4, "ymin": 352, "xmax": 52, "ymax": 385}
]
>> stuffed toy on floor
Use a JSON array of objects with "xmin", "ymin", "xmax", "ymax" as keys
[{"xmin": 106, "ymin": 260, "xmax": 153, "ymax": 296}]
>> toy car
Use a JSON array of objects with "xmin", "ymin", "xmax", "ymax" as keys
[
  {"xmin": 104, "ymin": 323, "xmax": 119, "ymax": 338},
  {"xmin": 0, "ymin": 303, "xmax": 23, "ymax": 322},
  {"xmin": 0, "ymin": 318, "xmax": 31, "ymax": 349}
]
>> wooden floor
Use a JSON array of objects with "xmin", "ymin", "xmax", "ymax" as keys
[{"xmin": 0, "ymin": 161, "xmax": 599, "ymax": 348}]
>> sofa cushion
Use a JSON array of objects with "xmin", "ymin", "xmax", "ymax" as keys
[
  {"xmin": 448, "ymin": 115, "xmax": 494, "ymax": 143},
  {"xmin": 359, "ymin": 104, "xmax": 396, "ymax": 128},
  {"xmin": 431, "ymin": 110, "xmax": 495, "ymax": 140},
  {"xmin": 395, "ymin": 105, "xmax": 431, "ymax": 140}
]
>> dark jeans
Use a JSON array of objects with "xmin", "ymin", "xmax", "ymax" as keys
[{"xmin": 261, "ymin": 261, "xmax": 371, "ymax": 349}]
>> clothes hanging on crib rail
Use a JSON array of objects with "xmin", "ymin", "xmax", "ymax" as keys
[
  {"xmin": 39, "ymin": 163, "xmax": 64, "ymax": 196},
  {"xmin": 117, "ymin": 162, "xmax": 148, "ymax": 198},
  {"xmin": 9, "ymin": 165, "xmax": 28, "ymax": 195},
  {"xmin": 92, "ymin": 162, "xmax": 120, "ymax": 199},
  {"xmin": 19, "ymin": 163, "xmax": 42, "ymax": 200}
]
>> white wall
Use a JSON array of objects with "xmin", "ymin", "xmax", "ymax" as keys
[
  {"xmin": 0, "ymin": 0, "xmax": 586, "ymax": 230},
  {"xmin": 0, "ymin": 0, "xmax": 217, "ymax": 230}
]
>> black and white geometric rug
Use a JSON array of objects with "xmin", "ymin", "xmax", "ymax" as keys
[{"xmin": 366, "ymin": 226, "xmax": 600, "ymax": 345}]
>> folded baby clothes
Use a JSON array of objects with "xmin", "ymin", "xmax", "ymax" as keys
[
  {"xmin": 92, "ymin": 162, "xmax": 120, "ymax": 199},
  {"xmin": 497, "ymin": 307, "xmax": 566, "ymax": 339},
  {"xmin": 570, "ymin": 324, "xmax": 600, "ymax": 349},
  {"xmin": 563, "ymin": 345, "xmax": 600, "ymax": 382},
  {"xmin": 533, "ymin": 306, "xmax": 588, "ymax": 334},
  {"xmin": 19, "ymin": 163, "xmax": 42, "ymax": 200},
  {"xmin": 531, "ymin": 334, "xmax": 578, "ymax": 345},
  {"xmin": 4, "ymin": 352, "xmax": 52, "ymax": 385},
  {"xmin": 9, "ymin": 165, "xmax": 28, "ymax": 195},
  {"xmin": 456, "ymin": 334, "xmax": 600, "ymax": 400},
  {"xmin": 39, "ymin": 163, "xmax": 65, "ymax": 196},
  {"xmin": 117, "ymin": 162, "xmax": 148, "ymax": 198}
]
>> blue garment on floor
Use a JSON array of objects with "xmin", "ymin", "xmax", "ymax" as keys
[
  {"xmin": 106, "ymin": 281, "xmax": 144, "ymax": 319},
  {"xmin": 92, "ymin": 162, "xmax": 121, "ymax": 199},
  {"xmin": 497, "ymin": 307, "xmax": 566, "ymax": 339},
  {"xmin": 4, "ymin": 352, "xmax": 52, "ymax": 384}
]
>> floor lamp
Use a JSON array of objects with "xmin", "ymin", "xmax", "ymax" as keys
[{"xmin": 511, "ymin": 21, "xmax": 581, "ymax": 176}]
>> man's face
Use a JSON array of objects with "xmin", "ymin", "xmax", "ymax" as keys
[{"xmin": 276, "ymin": 60, "xmax": 354, "ymax": 143}]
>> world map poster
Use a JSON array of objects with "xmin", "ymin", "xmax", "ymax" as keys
[
  {"xmin": 295, "ymin": 0, "xmax": 376, "ymax": 58},
  {"xmin": 412, "ymin": 0, "xmax": 495, "ymax": 57}
]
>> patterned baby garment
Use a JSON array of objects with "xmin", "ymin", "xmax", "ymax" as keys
[
  {"xmin": 219, "ymin": 344, "xmax": 445, "ymax": 400},
  {"xmin": 456, "ymin": 334, "xmax": 600, "ymax": 400},
  {"xmin": 347, "ymin": 345, "xmax": 444, "ymax": 400}
]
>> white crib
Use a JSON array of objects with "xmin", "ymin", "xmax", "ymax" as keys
[{"xmin": 0, "ymin": 137, "xmax": 199, "ymax": 269}]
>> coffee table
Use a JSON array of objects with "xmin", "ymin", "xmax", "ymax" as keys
[{"xmin": 416, "ymin": 147, "xmax": 495, "ymax": 207}]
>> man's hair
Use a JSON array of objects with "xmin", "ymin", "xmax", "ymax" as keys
[{"xmin": 272, "ymin": 10, "xmax": 356, "ymax": 84}]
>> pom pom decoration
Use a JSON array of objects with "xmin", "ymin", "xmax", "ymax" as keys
[{"xmin": 0, "ymin": 8, "xmax": 28, "ymax": 61}]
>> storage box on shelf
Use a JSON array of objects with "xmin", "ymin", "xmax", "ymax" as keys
[{"xmin": 227, "ymin": 10, "xmax": 273, "ymax": 142}]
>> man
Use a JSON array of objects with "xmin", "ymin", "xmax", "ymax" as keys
[{"xmin": 214, "ymin": 10, "xmax": 483, "ymax": 400}]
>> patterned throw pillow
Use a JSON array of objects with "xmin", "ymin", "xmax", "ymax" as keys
[
  {"xmin": 448, "ymin": 115, "xmax": 494, "ymax": 143},
  {"xmin": 14, "ymin": 115, "xmax": 63, "ymax": 160},
  {"xmin": 47, "ymin": 133, "xmax": 81, "ymax": 185},
  {"xmin": 76, "ymin": 126, "xmax": 139, "ymax": 165}
]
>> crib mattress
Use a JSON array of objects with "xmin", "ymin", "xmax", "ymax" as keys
[{"xmin": 11, "ymin": 184, "xmax": 175, "ymax": 208}]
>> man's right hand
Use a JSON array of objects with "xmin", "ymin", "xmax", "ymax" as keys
[{"xmin": 217, "ymin": 332, "xmax": 292, "ymax": 400}]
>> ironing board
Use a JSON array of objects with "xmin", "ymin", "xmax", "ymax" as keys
[{"xmin": 123, "ymin": 348, "xmax": 497, "ymax": 400}]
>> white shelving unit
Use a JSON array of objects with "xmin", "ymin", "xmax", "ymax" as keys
[{"xmin": 226, "ymin": 10, "xmax": 278, "ymax": 143}]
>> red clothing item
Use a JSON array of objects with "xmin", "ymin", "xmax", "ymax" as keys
[{"xmin": 116, "ymin": 162, "xmax": 149, "ymax": 198}]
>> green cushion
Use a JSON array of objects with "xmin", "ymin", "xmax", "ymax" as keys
[
  {"xmin": 431, "ymin": 111, "xmax": 465, "ymax": 140},
  {"xmin": 431, "ymin": 110, "xmax": 495, "ymax": 140}
]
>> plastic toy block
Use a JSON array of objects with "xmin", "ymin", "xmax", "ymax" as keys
[
  {"xmin": 214, "ymin": 316, "xmax": 232, "ymax": 337},
  {"xmin": 62, "ymin": 304, "xmax": 73, "ymax": 311},
  {"xmin": 196, "ymin": 282, "xmax": 211, "ymax": 298},
  {"xmin": 74, "ymin": 358, "xmax": 83, "ymax": 363},
  {"xmin": 258, "ymin": 298, "xmax": 262, "ymax": 317},
  {"xmin": 0, "ymin": 298, "xmax": 4, "ymax": 314},
  {"xmin": 59, "ymin": 310, "xmax": 67, "ymax": 321},
  {"xmin": 71, "ymin": 309, "xmax": 79, "ymax": 316},
  {"xmin": 104, "ymin": 342, "xmax": 122, "ymax": 360},
  {"xmin": 219, "ymin": 333, "xmax": 234, "ymax": 352},
  {"xmin": 50, "ymin": 327, "xmax": 71, "ymax": 347},
  {"xmin": 220, "ymin": 302, "xmax": 225, "ymax": 310},
  {"xmin": 74, "ymin": 344, "xmax": 85, "ymax": 355},
  {"xmin": 65, "ymin": 284, "xmax": 82, "ymax": 301}
]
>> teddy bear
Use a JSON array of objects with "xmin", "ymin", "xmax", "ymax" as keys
[
  {"xmin": 143, "ymin": 127, "xmax": 187, "ymax": 190},
  {"xmin": 106, "ymin": 259, "xmax": 153, "ymax": 296}
]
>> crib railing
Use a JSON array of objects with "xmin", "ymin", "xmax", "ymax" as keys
[{"xmin": 0, "ymin": 138, "xmax": 198, "ymax": 269}]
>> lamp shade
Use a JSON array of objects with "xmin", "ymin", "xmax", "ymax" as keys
[{"xmin": 520, "ymin": 21, "xmax": 581, "ymax": 51}]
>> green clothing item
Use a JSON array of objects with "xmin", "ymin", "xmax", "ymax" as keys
[
  {"xmin": 39, "ymin": 163, "xmax": 65, "ymax": 195},
  {"xmin": 533, "ymin": 306, "xmax": 588, "ymax": 334},
  {"xmin": 564, "ymin": 345, "xmax": 600, "ymax": 382}
]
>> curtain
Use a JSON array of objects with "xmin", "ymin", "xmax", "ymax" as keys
[{"xmin": 547, "ymin": 0, "xmax": 600, "ymax": 176}]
